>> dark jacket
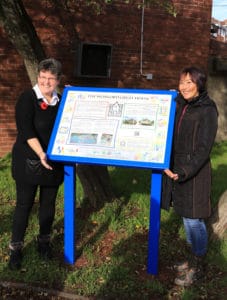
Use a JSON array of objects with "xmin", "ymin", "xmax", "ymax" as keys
[
  {"xmin": 12, "ymin": 89, "xmax": 64, "ymax": 186},
  {"xmin": 162, "ymin": 91, "xmax": 218, "ymax": 218}
]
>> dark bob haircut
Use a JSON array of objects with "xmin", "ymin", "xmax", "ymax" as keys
[{"xmin": 180, "ymin": 66, "xmax": 207, "ymax": 93}]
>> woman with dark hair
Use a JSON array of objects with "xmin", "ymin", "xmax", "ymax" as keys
[
  {"xmin": 162, "ymin": 66, "xmax": 218, "ymax": 286},
  {"xmin": 9, "ymin": 58, "xmax": 64, "ymax": 270}
]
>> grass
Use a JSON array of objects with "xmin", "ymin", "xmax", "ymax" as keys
[{"xmin": 0, "ymin": 142, "xmax": 227, "ymax": 299}]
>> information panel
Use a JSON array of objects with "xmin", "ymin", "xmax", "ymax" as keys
[{"xmin": 47, "ymin": 87, "xmax": 177, "ymax": 169}]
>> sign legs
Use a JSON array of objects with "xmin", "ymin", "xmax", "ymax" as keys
[
  {"xmin": 147, "ymin": 170, "xmax": 162, "ymax": 275},
  {"xmin": 64, "ymin": 164, "xmax": 76, "ymax": 264},
  {"xmin": 63, "ymin": 165, "xmax": 162, "ymax": 275}
]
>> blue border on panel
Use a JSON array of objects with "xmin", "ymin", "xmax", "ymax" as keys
[{"xmin": 47, "ymin": 86, "xmax": 177, "ymax": 170}]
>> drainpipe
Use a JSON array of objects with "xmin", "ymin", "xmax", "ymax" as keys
[{"xmin": 140, "ymin": 0, "xmax": 153, "ymax": 80}]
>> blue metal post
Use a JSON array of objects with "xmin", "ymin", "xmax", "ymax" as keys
[
  {"xmin": 64, "ymin": 164, "xmax": 76, "ymax": 264},
  {"xmin": 147, "ymin": 170, "xmax": 162, "ymax": 275}
]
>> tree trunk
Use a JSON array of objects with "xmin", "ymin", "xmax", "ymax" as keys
[
  {"xmin": 0, "ymin": 0, "xmax": 115, "ymax": 207},
  {"xmin": 0, "ymin": 0, "xmax": 46, "ymax": 85},
  {"xmin": 77, "ymin": 164, "xmax": 115, "ymax": 208},
  {"xmin": 208, "ymin": 190, "xmax": 227, "ymax": 240}
]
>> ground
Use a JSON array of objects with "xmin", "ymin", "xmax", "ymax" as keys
[{"xmin": 1, "ymin": 231, "xmax": 226, "ymax": 299}]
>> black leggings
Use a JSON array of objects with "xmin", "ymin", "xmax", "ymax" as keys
[{"xmin": 11, "ymin": 181, "xmax": 59, "ymax": 243}]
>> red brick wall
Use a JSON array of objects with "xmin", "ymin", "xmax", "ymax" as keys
[
  {"xmin": 0, "ymin": 27, "xmax": 31, "ymax": 157},
  {"xmin": 0, "ymin": 0, "xmax": 212, "ymax": 157}
]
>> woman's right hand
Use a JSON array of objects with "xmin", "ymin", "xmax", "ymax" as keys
[
  {"xmin": 27, "ymin": 138, "xmax": 53, "ymax": 170},
  {"xmin": 39, "ymin": 152, "xmax": 53, "ymax": 170}
]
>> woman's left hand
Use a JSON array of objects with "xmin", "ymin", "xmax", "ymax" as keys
[{"xmin": 164, "ymin": 169, "xmax": 179, "ymax": 181}]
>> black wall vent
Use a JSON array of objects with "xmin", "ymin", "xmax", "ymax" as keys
[{"xmin": 77, "ymin": 43, "xmax": 112, "ymax": 78}]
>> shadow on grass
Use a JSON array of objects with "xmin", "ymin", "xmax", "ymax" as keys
[
  {"xmin": 1, "ymin": 162, "xmax": 226, "ymax": 298},
  {"xmin": 70, "ymin": 166, "xmax": 152, "ymax": 257},
  {"xmin": 0, "ymin": 203, "xmax": 67, "ymax": 293},
  {"xmin": 110, "ymin": 166, "xmax": 152, "ymax": 199},
  {"xmin": 93, "ymin": 209, "xmax": 186, "ymax": 299},
  {"xmin": 94, "ymin": 207, "xmax": 227, "ymax": 300}
]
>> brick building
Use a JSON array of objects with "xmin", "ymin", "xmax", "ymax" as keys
[{"xmin": 0, "ymin": 0, "xmax": 213, "ymax": 157}]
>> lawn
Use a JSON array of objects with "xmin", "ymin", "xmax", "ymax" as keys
[{"xmin": 0, "ymin": 142, "xmax": 227, "ymax": 299}]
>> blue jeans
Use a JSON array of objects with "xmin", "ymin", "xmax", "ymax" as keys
[{"xmin": 183, "ymin": 217, "xmax": 208, "ymax": 256}]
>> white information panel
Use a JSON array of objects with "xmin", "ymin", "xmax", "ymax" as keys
[{"xmin": 47, "ymin": 86, "xmax": 177, "ymax": 169}]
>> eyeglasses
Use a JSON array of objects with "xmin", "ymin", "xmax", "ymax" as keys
[{"xmin": 38, "ymin": 75, "xmax": 58, "ymax": 82}]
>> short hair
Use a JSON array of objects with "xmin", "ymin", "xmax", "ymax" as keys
[
  {"xmin": 180, "ymin": 66, "xmax": 207, "ymax": 93},
  {"xmin": 38, "ymin": 58, "xmax": 62, "ymax": 79}
]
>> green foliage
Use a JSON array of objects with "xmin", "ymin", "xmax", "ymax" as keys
[
  {"xmin": 143, "ymin": 0, "xmax": 177, "ymax": 16},
  {"xmin": 0, "ymin": 142, "xmax": 227, "ymax": 298},
  {"xmin": 63, "ymin": 0, "xmax": 177, "ymax": 16}
]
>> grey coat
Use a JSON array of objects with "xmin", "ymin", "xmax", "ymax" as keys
[{"xmin": 161, "ymin": 91, "xmax": 218, "ymax": 219}]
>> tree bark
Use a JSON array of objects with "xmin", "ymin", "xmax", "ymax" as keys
[
  {"xmin": 208, "ymin": 190, "xmax": 227, "ymax": 240},
  {"xmin": 0, "ymin": 0, "xmax": 46, "ymax": 85},
  {"xmin": 77, "ymin": 164, "xmax": 115, "ymax": 208}
]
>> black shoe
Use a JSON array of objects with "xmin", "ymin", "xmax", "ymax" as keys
[{"xmin": 8, "ymin": 249, "xmax": 23, "ymax": 270}]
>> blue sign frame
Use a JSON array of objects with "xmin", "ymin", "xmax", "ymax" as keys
[
  {"xmin": 47, "ymin": 86, "xmax": 177, "ymax": 275},
  {"xmin": 48, "ymin": 86, "xmax": 177, "ymax": 169}
]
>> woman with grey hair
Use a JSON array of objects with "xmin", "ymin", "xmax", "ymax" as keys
[{"xmin": 9, "ymin": 58, "xmax": 64, "ymax": 270}]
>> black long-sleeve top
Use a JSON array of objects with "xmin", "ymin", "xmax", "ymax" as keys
[{"xmin": 12, "ymin": 89, "xmax": 63, "ymax": 185}]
